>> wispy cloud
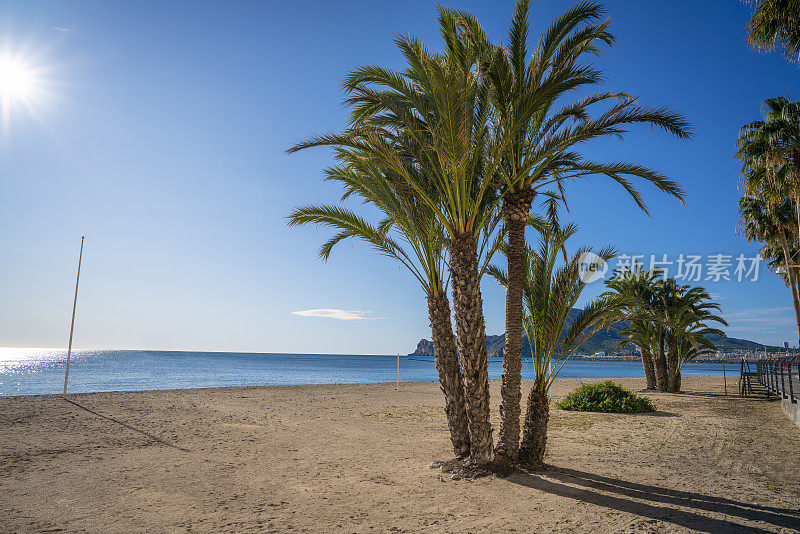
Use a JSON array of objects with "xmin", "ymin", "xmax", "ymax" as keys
[
  {"xmin": 722, "ymin": 307, "xmax": 797, "ymax": 346},
  {"xmin": 724, "ymin": 326, "xmax": 779, "ymax": 334},
  {"xmin": 52, "ymin": 27, "xmax": 72, "ymax": 32},
  {"xmin": 724, "ymin": 307, "xmax": 796, "ymax": 334},
  {"xmin": 726, "ymin": 306, "xmax": 792, "ymax": 317},
  {"xmin": 725, "ymin": 307, "xmax": 794, "ymax": 326},
  {"xmin": 292, "ymin": 309, "xmax": 382, "ymax": 320}
]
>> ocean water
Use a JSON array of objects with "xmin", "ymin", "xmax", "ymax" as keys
[{"xmin": 0, "ymin": 348, "xmax": 731, "ymax": 397}]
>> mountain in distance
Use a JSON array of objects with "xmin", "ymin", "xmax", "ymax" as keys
[{"xmin": 409, "ymin": 309, "xmax": 784, "ymax": 358}]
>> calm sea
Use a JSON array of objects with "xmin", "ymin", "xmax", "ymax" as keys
[{"xmin": 0, "ymin": 348, "xmax": 731, "ymax": 397}]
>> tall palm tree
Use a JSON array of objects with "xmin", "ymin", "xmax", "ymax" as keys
[
  {"xmin": 458, "ymin": 0, "xmax": 691, "ymax": 460},
  {"xmin": 743, "ymin": 0, "xmax": 800, "ymax": 65},
  {"xmin": 739, "ymin": 195, "xmax": 799, "ymax": 323},
  {"xmin": 737, "ymin": 96, "xmax": 800, "ymax": 343},
  {"xmin": 287, "ymin": 145, "xmax": 473, "ymax": 457},
  {"xmin": 488, "ymin": 221, "xmax": 618, "ymax": 465},
  {"xmin": 293, "ymin": 9, "xmax": 505, "ymax": 464}
]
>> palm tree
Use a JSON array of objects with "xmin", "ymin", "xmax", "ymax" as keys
[
  {"xmin": 737, "ymin": 96, "xmax": 800, "ymax": 343},
  {"xmin": 458, "ymin": 0, "xmax": 691, "ymax": 460},
  {"xmin": 657, "ymin": 280, "xmax": 727, "ymax": 392},
  {"xmin": 671, "ymin": 324, "xmax": 726, "ymax": 392},
  {"xmin": 606, "ymin": 266, "xmax": 664, "ymax": 390},
  {"xmin": 488, "ymin": 221, "xmax": 618, "ymax": 465},
  {"xmin": 605, "ymin": 268, "xmax": 728, "ymax": 393},
  {"xmin": 618, "ymin": 320, "xmax": 659, "ymax": 390},
  {"xmin": 287, "ymin": 146, "xmax": 473, "ymax": 457},
  {"xmin": 743, "ymin": 0, "xmax": 800, "ymax": 65},
  {"xmin": 739, "ymin": 195, "xmax": 799, "ymax": 312},
  {"xmin": 293, "ymin": 9, "xmax": 505, "ymax": 464}
]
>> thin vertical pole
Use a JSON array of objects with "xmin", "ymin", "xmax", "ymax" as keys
[
  {"xmin": 396, "ymin": 353, "xmax": 399, "ymax": 390},
  {"xmin": 722, "ymin": 359, "xmax": 727, "ymax": 395},
  {"xmin": 63, "ymin": 236, "xmax": 85, "ymax": 395}
]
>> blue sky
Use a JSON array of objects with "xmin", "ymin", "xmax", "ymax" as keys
[{"xmin": 0, "ymin": 0, "xmax": 798, "ymax": 353}]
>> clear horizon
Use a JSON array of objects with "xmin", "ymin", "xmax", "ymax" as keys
[{"xmin": 2, "ymin": 0, "xmax": 800, "ymax": 353}]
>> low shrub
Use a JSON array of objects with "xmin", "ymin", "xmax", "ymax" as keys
[{"xmin": 557, "ymin": 380, "xmax": 656, "ymax": 414}]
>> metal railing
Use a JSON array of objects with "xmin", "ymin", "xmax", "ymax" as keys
[{"xmin": 756, "ymin": 356, "xmax": 800, "ymax": 403}]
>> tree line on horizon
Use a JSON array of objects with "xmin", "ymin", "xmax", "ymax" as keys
[{"xmin": 288, "ymin": 0, "xmax": 796, "ymax": 469}]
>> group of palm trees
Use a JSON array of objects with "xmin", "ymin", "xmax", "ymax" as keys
[
  {"xmin": 604, "ymin": 267, "xmax": 727, "ymax": 393},
  {"xmin": 736, "ymin": 1, "xmax": 800, "ymax": 347},
  {"xmin": 289, "ymin": 0, "xmax": 696, "ymax": 467},
  {"xmin": 737, "ymin": 97, "xmax": 800, "ymax": 346}
]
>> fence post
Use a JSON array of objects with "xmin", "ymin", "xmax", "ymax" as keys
[{"xmin": 773, "ymin": 360, "xmax": 778, "ymax": 394}]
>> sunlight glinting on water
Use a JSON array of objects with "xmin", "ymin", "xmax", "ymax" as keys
[{"xmin": 0, "ymin": 347, "xmax": 66, "ymax": 373}]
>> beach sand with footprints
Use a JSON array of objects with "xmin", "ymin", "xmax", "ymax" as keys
[{"xmin": 2, "ymin": 376, "xmax": 799, "ymax": 533}]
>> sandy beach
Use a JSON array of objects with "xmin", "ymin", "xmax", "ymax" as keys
[{"xmin": 2, "ymin": 376, "xmax": 799, "ymax": 533}]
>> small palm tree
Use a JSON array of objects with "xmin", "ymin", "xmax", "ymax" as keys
[
  {"xmin": 606, "ymin": 265, "xmax": 663, "ymax": 390},
  {"xmin": 671, "ymin": 324, "xmax": 725, "ymax": 392},
  {"xmin": 743, "ymin": 0, "xmax": 800, "ymax": 65},
  {"xmin": 488, "ymin": 221, "xmax": 618, "ymax": 465},
  {"xmin": 458, "ymin": 0, "xmax": 691, "ymax": 460},
  {"xmin": 657, "ymin": 280, "xmax": 728, "ymax": 392}
]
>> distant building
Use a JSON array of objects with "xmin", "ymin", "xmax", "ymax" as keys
[
  {"xmin": 785, "ymin": 341, "xmax": 789, "ymax": 350},
  {"xmin": 593, "ymin": 351, "xmax": 606, "ymax": 357}
]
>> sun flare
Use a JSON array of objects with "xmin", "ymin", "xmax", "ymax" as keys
[
  {"xmin": 0, "ymin": 50, "xmax": 50, "ymax": 134},
  {"xmin": 0, "ymin": 55, "xmax": 36, "ymax": 102}
]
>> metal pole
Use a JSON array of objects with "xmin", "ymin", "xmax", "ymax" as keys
[
  {"xmin": 63, "ymin": 236, "xmax": 85, "ymax": 395},
  {"xmin": 396, "ymin": 353, "xmax": 399, "ymax": 390},
  {"xmin": 722, "ymin": 359, "xmax": 727, "ymax": 395}
]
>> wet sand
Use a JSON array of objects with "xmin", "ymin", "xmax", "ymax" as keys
[{"xmin": 2, "ymin": 376, "xmax": 799, "ymax": 533}]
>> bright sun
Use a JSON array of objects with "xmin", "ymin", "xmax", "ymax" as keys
[
  {"xmin": 0, "ymin": 51, "xmax": 49, "ymax": 133},
  {"xmin": 0, "ymin": 55, "xmax": 36, "ymax": 103}
]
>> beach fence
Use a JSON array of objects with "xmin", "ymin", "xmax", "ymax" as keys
[
  {"xmin": 741, "ymin": 355, "xmax": 800, "ymax": 429},
  {"xmin": 755, "ymin": 355, "xmax": 800, "ymax": 403}
]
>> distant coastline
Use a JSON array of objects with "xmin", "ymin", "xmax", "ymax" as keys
[{"xmin": 410, "ymin": 327, "xmax": 789, "ymax": 361}]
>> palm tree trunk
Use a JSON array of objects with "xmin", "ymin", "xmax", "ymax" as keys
[
  {"xmin": 666, "ymin": 331, "xmax": 680, "ymax": 392},
  {"xmin": 450, "ymin": 233, "xmax": 494, "ymax": 464},
  {"xmin": 639, "ymin": 343, "xmax": 657, "ymax": 390},
  {"xmin": 427, "ymin": 292, "xmax": 470, "ymax": 458},
  {"xmin": 654, "ymin": 329, "xmax": 669, "ymax": 392},
  {"xmin": 777, "ymin": 227, "xmax": 800, "ymax": 346},
  {"xmin": 791, "ymin": 196, "xmax": 800, "ymax": 346},
  {"xmin": 496, "ymin": 189, "xmax": 534, "ymax": 462},
  {"xmin": 519, "ymin": 385, "xmax": 549, "ymax": 466}
]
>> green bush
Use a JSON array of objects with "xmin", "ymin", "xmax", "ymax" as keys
[{"xmin": 557, "ymin": 380, "xmax": 656, "ymax": 414}]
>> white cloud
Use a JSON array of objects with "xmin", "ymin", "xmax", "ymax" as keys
[
  {"xmin": 52, "ymin": 27, "xmax": 72, "ymax": 32},
  {"xmin": 291, "ymin": 309, "xmax": 382, "ymax": 320}
]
